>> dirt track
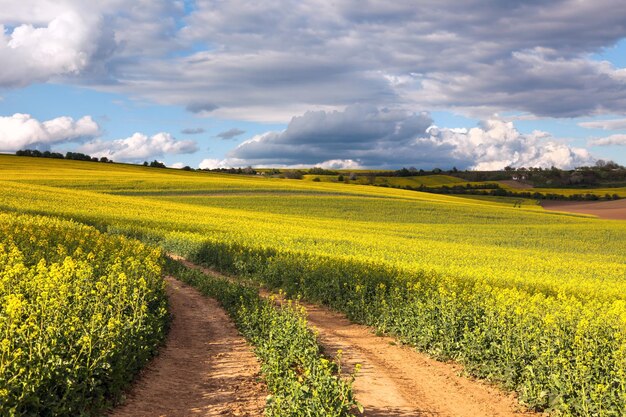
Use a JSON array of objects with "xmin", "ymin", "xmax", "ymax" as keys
[
  {"xmin": 178, "ymin": 258, "xmax": 534, "ymax": 417},
  {"xmin": 109, "ymin": 277, "xmax": 265, "ymax": 417},
  {"xmin": 541, "ymin": 199, "xmax": 626, "ymax": 220},
  {"xmin": 303, "ymin": 303, "xmax": 533, "ymax": 417}
]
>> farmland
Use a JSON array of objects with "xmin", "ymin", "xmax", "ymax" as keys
[
  {"xmin": 2, "ymin": 155, "xmax": 626, "ymax": 415},
  {"xmin": 0, "ymin": 212, "xmax": 167, "ymax": 416}
]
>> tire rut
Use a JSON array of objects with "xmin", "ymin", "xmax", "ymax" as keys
[
  {"xmin": 109, "ymin": 276, "xmax": 266, "ymax": 417},
  {"xmin": 302, "ymin": 302, "xmax": 536, "ymax": 417},
  {"xmin": 175, "ymin": 257, "xmax": 539, "ymax": 417}
]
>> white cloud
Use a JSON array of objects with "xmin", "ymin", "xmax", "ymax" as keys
[
  {"xmin": 198, "ymin": 158, "xmax": 223, "ymax": 169},
  {"xmin": 588, "ymin": 134, "xmax": 626, "ymax": 146},
  {"xmin": 80, "ymin": 132, "xmax": 198, "ymax": 161},
  {"xmin": 101, "ymin": 0, "xmax": 626, "ymax": 121},
  {"xmin": 223, "ymin": 106, "xmax": 594, "ymax": 169},
  {"xmin": 0, "ymin": 113, "xmax": 99, "ymax": 152},
  {"xmin": 198, "ymin": 158, "xmax": 248, "ymax": 169},
  {"xmin": 0, "ymin": 0, "xmax": 181, "ymax": 87},
  {"xmin": 317, "ymin": 159, "xmax": 362, "ymax": 170},
  {"xmin": 0, "ymin": 11, "xmax": 102, "ymax": 86},
  {"xmin": 423, "ymin": 119, "xmax": 594, "ymax": 170},
  {"xmin": 4, "ymin": 0, "xmax": 626, "ymax": 121},
  {"xmin": 170, "ymin": 162, "xmax": 186, "ymax": 169},
  {"xmin": 579, "ymin": 118, "xmax": 626, "ymax": 130}
]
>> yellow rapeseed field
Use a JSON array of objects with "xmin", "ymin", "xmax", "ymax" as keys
[
  {"xmin": 2, "ymin": 155, "xmax": 626, "ymax": 415},
  {"xmin": 0, "ymin": 210, "xmax": 167, "ymax": 416}
]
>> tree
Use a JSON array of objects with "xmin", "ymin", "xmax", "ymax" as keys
[{"xmin": 149, "ymin": 160, "xmax": 166, "ymax": 168}]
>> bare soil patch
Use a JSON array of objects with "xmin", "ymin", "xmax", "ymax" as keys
[
  {"xmin": 177, "ymin": 258, "xmax": 536, "ymax": 417},
  {"xmin": 108, "ymin": 276, "xmax": 266, "ymax": 417},
  {"xmin": 541, "ymin": 199, "xmax": 626, "ymax": 220}
]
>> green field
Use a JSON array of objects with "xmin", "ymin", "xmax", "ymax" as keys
[
  {"xmin": 303, "ymin": 171, "xmax": 626, "ymax": 199},
  {"xmin": 3, "ymin": 155, "xmax": 626, "ymax": 415},
  {"xmin": 303, "ymin": 173, "xmax": 490, "ymax": 187}
]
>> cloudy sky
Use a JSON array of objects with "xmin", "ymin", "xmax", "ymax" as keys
[{"xmin": 1, "ymin": 0, "xmax": 626, "ymax": 169}]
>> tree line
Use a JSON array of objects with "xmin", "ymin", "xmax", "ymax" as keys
[{"xmin": 15, "ymin": 149, "xmax": 113, "ymax": 163}]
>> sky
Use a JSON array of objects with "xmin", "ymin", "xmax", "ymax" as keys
[{"xmin": 0, "ymin": 0, "xmax": 626, "ymax": 170}]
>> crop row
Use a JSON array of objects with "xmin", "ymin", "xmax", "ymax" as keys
[
  {"xmin": 165, "ymin": 259, "xmax": 358, "ymax": 416},
  {"xmin": 174, "ymin": 239, "xmax": 626, "ymax": 416},
  {"xmin": 0, "ymin": 213, "xmax": 168, "ymax": 417},
  {"xmin": 3, "ymin": 159, "xmax": 626, "ymax": 415}
]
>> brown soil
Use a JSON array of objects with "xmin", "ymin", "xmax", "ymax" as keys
[
  {"xmin": 108, "ymin": 276, "xmax": 266, "ymax": 417},
  {"xmin": 177, "ymin": 258, "xmax": 537, "ymax": 417},
  {"xmin": 303, "ymin": 303, "xmax": 534, "ymax": 417},
  {"xmin": 541, "ymin": 199, "xmax": 626, "ymax": 220}
]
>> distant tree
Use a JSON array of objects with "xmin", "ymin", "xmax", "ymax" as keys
[
  {"xmin": 242, "ymin": 166, "xmax": 256, "ymax": 174},
  {"xmin": 395, "ymin": 167, "xmax": 411, "ymax": 177},
  {"xmin": 149, "ymin": 160, "xmax": 166, "ymax": 168},
  {"xmin": 283, "ymin": 170, "xmax": 304, "ymax": 179},
  {"xmin": 309, "ymin": 167, "xmax": 338, "ymax": 175},
  {"xmin": 16, "ymin": 149, "xmax": 104, "ymax": 162},
  {"xmin": 337, "ymin": 174, "xmax": 344, "ymax": 182},
  {"xmin": 66, "ymin": 152, "xmax": 92, "ymax": 162}
]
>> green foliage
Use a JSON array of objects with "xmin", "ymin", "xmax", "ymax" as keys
[
  {"xmin": 166, "ymin": 260, "xmax": 358, "ymax": 416},
  {"xmin": 3, "ymin": 156, "xmax": 626, "ymax": 416},
  {"xmin": 0, "ymin": 213, "xmax": 168, "ymax": 416},
  {"xmin": 181, "ymin": 242, "xmax": 626, "ymax": 416}
]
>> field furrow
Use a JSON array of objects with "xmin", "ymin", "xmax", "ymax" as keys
[
  {"xmin": 109, "ymin": 277, "xmax": 266, "ymax": 417},
  {"xmin": 179, "ymin": 257, "xmax": 535, "ymax": 417}
]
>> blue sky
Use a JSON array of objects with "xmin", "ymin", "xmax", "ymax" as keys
[{"xmin": 0, "ymin": 1, "xmax": 625, "ymax": 170}]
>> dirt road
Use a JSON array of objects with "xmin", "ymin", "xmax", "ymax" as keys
[
  {"xmin": 541, "ymin": 199, "xmax": 626, "ymax": 220},
  {"xmin": 303, "ymin": 303, "xmax": 533, "ymax": 417},
  {"xmin": 109, "ymin": 276, "xmax": 266, "ymax": 417},
  {"xmin": 178, "ymin": 258, "xmax": 534, "ymax": 417}
]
